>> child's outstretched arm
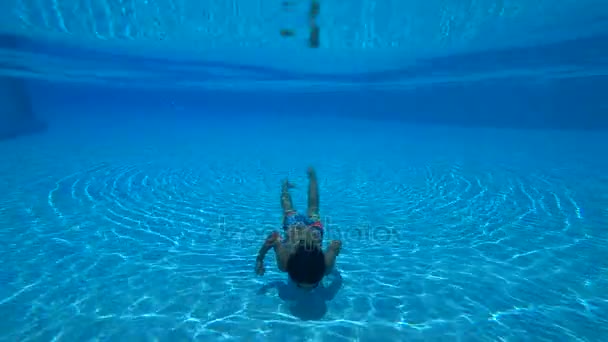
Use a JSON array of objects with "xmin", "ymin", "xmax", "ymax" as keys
[
  {"xmin": 324, "ymin": 240, "xmax": 342, "ymax": 275},
  {"xmin": 255, "ymin": 232, "xmax": 289, "ymax": 275}
]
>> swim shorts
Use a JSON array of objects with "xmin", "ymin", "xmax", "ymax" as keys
[{"xmin": 283, "ymin": 212, "xmax": 324, "ymax": 240}]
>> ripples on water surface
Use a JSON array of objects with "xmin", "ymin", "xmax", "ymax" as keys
[
  {"xmin": 1, "ymin": 118, "xmax": 607, "ymax": 341},
  {"xmin": 2, "ymin": 0, "xmax": 608, "ymax": 74}
]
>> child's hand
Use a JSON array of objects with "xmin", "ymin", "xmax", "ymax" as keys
[
  {"xmin": 329, "ymin": 240, "xmax": 342, "ymax": 254},
  {"xmin": 255, "ymin": 260, "xmax": 265, "ymax": 275}
]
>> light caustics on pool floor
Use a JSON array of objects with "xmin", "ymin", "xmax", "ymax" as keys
[{"xmin": 0, "ymin": 123, "xmax": 607, "ymax": 341}]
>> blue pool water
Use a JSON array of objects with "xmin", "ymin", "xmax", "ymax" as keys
[
  {"xmin": 2, "ymin": 0, "xmax": 608, "ymax": 341},
  {"xmin": 1, "ymin": 115, "xmax": 607, "ymax": 341}
]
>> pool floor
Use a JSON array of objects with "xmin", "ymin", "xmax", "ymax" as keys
[{"xmin": 1, "ymin": 115, "xmax": 607, "ymax": 341}]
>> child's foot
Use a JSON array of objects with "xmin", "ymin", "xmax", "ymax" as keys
[
  {"xmin": 307, "ymin": 167, "xmax": 316, "ymax": 179},
  {"xmin": 282, "ymin": 179, "xmax": 296, "ymax": 190}
]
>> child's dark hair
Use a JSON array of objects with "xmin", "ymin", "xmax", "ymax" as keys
[{"xmin": 287, "ymin": 244, "xmax": 326, "ymax": 285}]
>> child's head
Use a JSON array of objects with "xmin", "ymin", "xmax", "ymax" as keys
[{"xmin": 287, "ymin": 244, "xmax": 326, "ymax": 289}]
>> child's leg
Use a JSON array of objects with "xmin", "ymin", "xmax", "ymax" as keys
[
  {"xmin": 281, "ymin": 179, "xmax": 296, "ymax": 218},
  {"xmin": 306, "ymin": 167, "xmax": 320, "ymax": 221}
]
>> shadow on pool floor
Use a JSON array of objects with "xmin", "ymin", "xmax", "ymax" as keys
[{"xmin": 257, "ymin": 269, "xmax": 343, "ymax": 321}]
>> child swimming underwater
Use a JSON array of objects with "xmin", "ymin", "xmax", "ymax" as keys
[{"xmin": 255, "ymin": 167, "xmax": 342, "ymax": 289}]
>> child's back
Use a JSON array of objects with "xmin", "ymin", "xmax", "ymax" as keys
[{"xmin": 254, "ymin": 167, "xmax": 342, "ymax": 289}]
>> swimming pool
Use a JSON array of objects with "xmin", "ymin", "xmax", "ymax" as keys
[{"xmin": 1, "ymin": 0, "xmax": 608, "ymax": 341}]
